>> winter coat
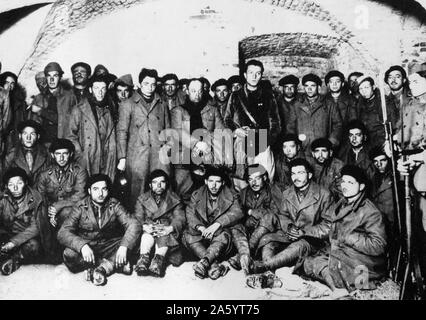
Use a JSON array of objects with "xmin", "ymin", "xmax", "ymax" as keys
[
  {"xmin": 337, "ymin": 144, "xmax": 375, "ymax": 181},
  {"xmin": 396, "ymin": 96, "xmax": 426, "ymax": 149},
  {"xmin": 116, "ymin": 91, "xmax": 171, "ymax": 205},
  {"xmin": 324, "ymin": 92, "xmax": 358, "ymax": 128},
  {"xmin": 134, "ymin": 189, "xmax": 186, "ymax": 248},
  {"xmin": 311, "ymin": 157, "xmax": 344, "ymax": 201},
  {"xmin": 287, "ymin": 94, "xmax": 343, "ymax": 157},
  {"xmin": 184, "ymin": 185, "xmax": 244, "ymax": 245},
  {"xmin": 0, "ymin": 187, "xmax": 44, "ymax": 247},
  {"xmin": 370, "ymin": 170, "xmax": 395, "ymax": 232},
  {"xmin": 4, "ymin": 144, "xmax": 50, "ymax": 185},
  {"xmin": 0, "ymin": 88, "xmax": 11, "ymax": 163},
  {"xmin": 67, "ymin": 99, "xmax": 117, "ymax": 179},
  {"xmin": 57, "ymin": 196, "xmax": 141, "ymax": 253}
]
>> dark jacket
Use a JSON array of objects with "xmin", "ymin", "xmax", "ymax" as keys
[
  {"xmin": 224, "ymin": 85, "xmax": 281, "ymax": 147},
  {"xmin": 184, "ymin": 185, "xmax": 244, "ymax": 244},
  {"xmin": 67, "ymin": 99, "xmax": 117, "ymax": 178},
  {"xmin": 287, "ymin": 94, "xmax": 343, "ymax": 155},
  {"xmin": 0, "ymin": 87, "xmax": 11, "ymax": 161},
  {"xmin": 370, "ymin": 170, "xmax": 395, "ymax": 231},
  {"xmin": 324, "ymin": 92, "xmax": 358, "ymax": 128},
  {"xmin": 4, "ymin": 144, "xmax": 50, "ymax": 185},
  {"xmin": 239, "ymin": 183, "xmax": 281, "ymax": 221},
  {"xmin": 57, "ymin": 196, "xmax": 141, "ymax": 253},
  {"xmin": 337, "ymin": 144, "xmax": 375, "ymax": 181},
  {"xmin": 311, "ymin": 157, "xmax": 344, "ymax": 201},
  {"xmin": 0, "ymin": 187, "xmax": 44, "ymax": 247},
  {"xmin": 134, "ymin": 189, "xmax": 186, "ymax": 247}
]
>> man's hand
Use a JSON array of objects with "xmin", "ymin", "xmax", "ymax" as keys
[
  {"xmin": 81, "ymin": 244, "xmax": 95, "ymax": 264},
  {"xmin": 197, "ymin": 225, "xmax": 206, "ymax": 234},
  {"xmin": 48, "ymin": 205, "xmax": 58, "ymax": 227},
  {"xmin": 117, "ymin": 158, "xmax": 126, "ymax": 171},
  {"xmin": 202, "ymin": 222, "xmax": 221, "ymax": 240},
  {"xmin": 155, "ymin": 225, "xmax": 174, "ymax": 237},
  {"xmin": 143, "ymin": 224, "xmax": 155, "ymax": 235},
  {"xmin": 235, "ymin": 127, "xmax": 249, "ymax": 138},
  {"xmin": 287, "ymin": 225, "xmax": 305, "ymax": 241},
  {"xmin": 31, "ymin": 104, "xmax": 42, "ymax": 113},
  {"xmin": 115, "ymin": 246, "xmax": 127, "ymax": 267},
  {"xmin": 240, "ymin": 254, "xmax": 252, "ymax": 275},
  {"xmin": 0, "ymin": 242, "xmax": 15, "ymax": 253}
]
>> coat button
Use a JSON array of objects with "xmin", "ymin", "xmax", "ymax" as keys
[
  {"xmin": 149, "ymin": 144, "xmax": 152, "ymax": 147},
  {"xmin": 148, "ymin": 130, "xmax": 151, "ymax": 133}
]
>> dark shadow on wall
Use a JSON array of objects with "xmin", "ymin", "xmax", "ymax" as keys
[
  {"xmin": 373, "ymin": 0, "xmax": 426, "ymax": 23},
  {"xmin": 0, "ymin": 3, "xmax": 52, "ymax": 35}
]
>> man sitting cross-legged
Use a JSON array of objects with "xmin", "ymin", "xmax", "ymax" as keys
[
  {"xmin": 183, "ymin": 166, "xmax": 244, "ymax": 280},
  {"xmin": 0, "ymin": 168, "xmax": 44, "ymax": 275},
  {"xmin": 228, "ymin": 163, "xmax": 281, "ymax": 274},
  {"xmin": 57, "ymin": 174, "xmax": 141, "ymax": 286},
  {"xmin": 134, "ymin": 170, "xmax": 186, "ymax": 277},
  {"xmin": 249, "ymin": 158, "xmax": 333, "ymax": 273}
]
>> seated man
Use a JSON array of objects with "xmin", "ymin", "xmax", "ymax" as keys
[
  {"xmin": 304, "ymin": 165, "xmax": 387, "ymax": 291},
  {"xmin": 57, "ymin": 174, "xmax": 141, "ymax": 286},
  {"xmin": 310, "ymin": 137, "xmax": 344, "ymax": 201},
  {"xmin": 184, "ymin": 166, "xmax": 244, "ymax": 280},
  {"xmin": 133, "ymin": 170, "xmax": 186, "ymax": 277},
  {"xmin": 0, "ymin": 168, "xmax": 44, "ymax": 275},
  {"xmin": 36, "ymin": 139, "xmax": 88, "ymax": 263},
  {"xmin": 250, "ymin": 158, "xmax": 333, "ymax": 273},
  {"xmin": 274, "ymin": 134, "xmax": 303, "ymax": 190},
  {"xmin": 229, "ymin": 164, "xmax": 281, "ymax": 274},
  {"xmin": 4, "ymin": 120, "xmax": 50, "ymax": 186}
]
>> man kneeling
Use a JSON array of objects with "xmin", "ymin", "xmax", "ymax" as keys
[
  {"xmin": 0, "ymin": 168, "xmax": 44, "ymax": 275},
  {"xmin": 184, "ymin": 166, "xmax": 244, "ymax": 280},
  {"xmin": 57, "ymin": 174, "xmax": 141, "ymax": 286},
  {"xmin": 303, "ymin": 165, "xmax": 387, "ymax": 291},
  {"xmin": 134, "ymin": 170, "xmax": 186, "ymax": 277}
]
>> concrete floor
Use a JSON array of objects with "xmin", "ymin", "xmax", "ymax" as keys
[{"xmin": 0, "ymin": 262, "xmax": 334, "ymax": 300}]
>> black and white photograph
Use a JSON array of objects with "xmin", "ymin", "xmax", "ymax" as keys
[{"xmin": 1, "ymin": 0, "xmax": 426, "ymax": 302}]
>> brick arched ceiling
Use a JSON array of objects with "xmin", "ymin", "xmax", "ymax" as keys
[{"xmin": 16, "ymin": 0, "xmax": 426, "ymax": 82}]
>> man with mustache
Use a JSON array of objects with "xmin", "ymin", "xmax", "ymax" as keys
[
  {"xmin": 304, "ymin": 165, "xmax": 387, "ymax": 292},
  {"xmin": 310, "ymin": 137, "xmax": 344, "ymax": 201},
  {"xmin": 36, "ymin": 138, "xmax": 88, "ymax": 263},
  {"xmin": 30, "ymin": 62, "xmax": 78, "ymax": 144},
  {"xmin": 277, "ymin": 75, "xmax": 299, "ymax": 135},
  {"xmin": 0, "ymin": 168, "xmax": 44, "ymax": 275},
  {"xmin": 58, "ymin": 174, "xmax": 141, "ymax": 286},
  {"xmin": 184, "ymin": 166, "xmax": 244, "ymax": 280},
  {"xmin": 71, "ymin": 62, "xmax": 91, "ymax": 104},
  {"xmin": 133, "ymin": 170, "xmax": 186, "ymax": 277},
  {"xmin": 248, "ymin": 158, "xmax": 333, "ymax": 273}
]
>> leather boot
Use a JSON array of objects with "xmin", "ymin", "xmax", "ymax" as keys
[
  {"xmin": 249, "ymin": 226, "xmax": 269, "ymax": 253},
  {"xmin": 208, "ymin": 262, "xmax": 230, "ymax": 280},
  {"xmin": 193, "ymin": 258, "xmax": 210, "ymax": 279},
  {"xmin": 263, "ymin": 245, "xmax": 301, "ymax": 270},
  {"xmin": 0, "ymin": 254, "xmax": 21, "ymax": 276},
  {"xmin": 228, "ymin": 254, "xmax": 241, "ymax": 270},
  {"xmin": 116, "ymin": 261, "xmax": 132, "ymax": 275},
  {"xmin": 134, "ymin": 253, "xmax": 151, "ymax": 276},
  {"xmin": 149, "ymin": 254, "xmax": 166, "ymax": 277}
]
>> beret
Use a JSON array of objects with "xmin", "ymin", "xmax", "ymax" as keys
[
  {"xmin": 280, "ymin": 133, "xmax": 301, "ymax": 145},
  {"xmin": 162, "ymin": 73, "xmax": 179, "ymax": 83},
  {"xmin": 211, "ymin": 78, "xmax": 229, "ymax": 91},
  {"xmin": 115, "ymin": 74, "xmax": 134, "ymax": 87},
  {"xmin": 204, "ymin": 165, "xmax": 227, "ymax": 180},
  {"xmin": 341, "ymin": 165, "xmax": 369, "ymax": 184},
  {"xmin": 244, "ymin": 163, "xmax": 267, "ymax": 180},
  {"xmin": 71, "ymin": 62, "xmax": 92, "ymax": 75},
  {"xmin": 148, "ymin": 169, "xmax": 169, "ymax": 183},
  {"xmin": 356, "ymin": 75, "xmax": 375, "ymax": 87},
  {"xmin": 86, "ymin": 173, "xmax": 112, "ymax": 190},
  {"xmin": 325, "ymin": 70, "xmax": 345, "ymax": 84},
  {"xmin": 49, "ymin": 138, "xmax": 75, "ymax": 153},
  {"xmin": 302, "ymin": 73, "xmax": 322, "ymax": 86},
  {"xmin": 17, "ymin": 120, "xmax": 41, "ymax": 134},
  {"xmin": 228, "ymin": 75, "xmax": 243, "ymax": 85},
  {"xmin": 278, "ymin": 75, "xmax": 299, "ymax": 87},
  {"xmin": 368, "ymin": 145, "xmax": 387, "ymax": 161},
  {"xmin": 44, "ymin": 62, "xmax": 64, "ymax": 76},
  {"xmin": 311, "ymin": 138, "xmax": 332, "ymax": 151},
  {"xmin": 3, "ymin": 167, "xmax": 29, "ymax": 185}
]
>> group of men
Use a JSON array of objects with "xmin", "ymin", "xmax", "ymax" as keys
[{"xmin": 0, "ymin": 58, "xmax": 425, "ymax": 293}]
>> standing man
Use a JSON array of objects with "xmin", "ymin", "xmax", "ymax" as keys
[
  {"xmin": 0, "ymin": 168, "xmax": 44, "ymax": 275},
  {"xmin": 110, "ymin": 74, "xmax": 134, "ymax": 124},
  {"xmin": 324, "ymin": 70, "xmax": 358, "ymax": 128},
  {"xmin": 31, "ymin": 62, "xmax": 78, "ymax": 144},
  {"xmin": 57, "ymin": 174, "xmax": 141, "ymax": 286},
  {"xmin": 71, "ymin": 62, "xmax": 91, "ymax": 104},
  {"xmin": 347, "ymin": 72, "xmax": 363, "ymax": 101},
  {"xmin": 304, "ymin": 165, "xmax": 387, "ymax": 292},
  {"xmin": 277, "ymin": 75, "xmax": 299, "ymax": 135},
  {"xmin": 36, "ymin": 139, "xmax": 88, "ymax": 262},
  {"xmin": 310, "ymin": 138, "xmax": 344, "ymax": 201},
  {"xmin": 133, "ymin": 170, "xmax": 186, "ymax": 277},
  {"xmin": 161, "ymin": 73, "xmax": 186, "ymax": 111},
  {"xmin": 211, "ymin": 78, "xmax": 230, "ymax": 119},
  {"xmin": 117, "ymin": 68, "xmax": 171, "ymax": 207},
  {"xmin": 287, "ymin": 73, "xmax": 343, "ymax": 161},
  {"xmin": 249, "ymin": 158, "xmax": 333, "ymax": 273},
  {"xmin": 0, "ymin": 81, "xmax": 11, "ymax": 175},
  {"xmin": 5, "ymin": 120, "xmax": 50, "ymax": 185},
  {"xmin": 184, "ymin": 166, "xmax": 244, "ymax": 280},
  {"xmin": 67, "ymin": 74, "xmax": 117, "ymax": 179}
]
